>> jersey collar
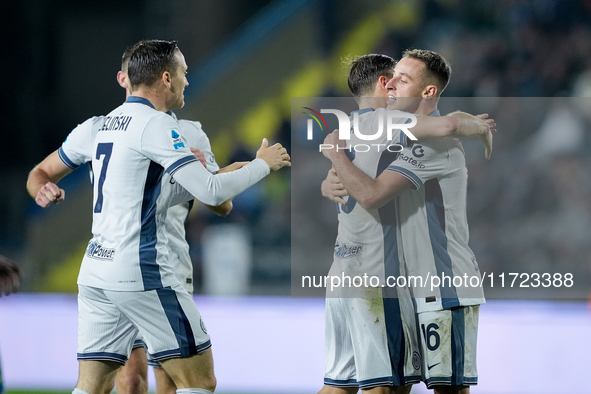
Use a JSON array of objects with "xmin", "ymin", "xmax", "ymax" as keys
[
  {"xmin": 349, "ymin": 108, "xmax": 374, "ymax": 117},
  {"xmin": 125, "ymin": 96, "xmax": 155, "ymax": 109},
  {"xmin": 429, "ymin": 109, "xmax": 441, "ymax": 117}
]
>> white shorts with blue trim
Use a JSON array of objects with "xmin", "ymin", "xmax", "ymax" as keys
[
  {"xmin": 323, "ymin": 290, "xmax": 421, "ymax": 390},
  {"xmin": 417, "ymin": 305, "xmax": 479, "ymax": 388},
  {"xmin": 77, "ymin": 282, "xmax": 210, "ymax": 365}
]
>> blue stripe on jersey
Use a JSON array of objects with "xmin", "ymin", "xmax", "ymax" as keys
[
  {"xmin": 139, "ymin": 161, "xmax": 164, "ymax": 290},
  {"xmin": 125, "ymin": 96, "xmax": 156, "ymax": 109},
  {"xmin": 424, "ymin": 179, "xmax": 459, "ymax": 308},
  {"xmin": 156, "ymin": 286, "xmax": 198, "ymax": 357},
  {"xmin": 77, "ymin": 351, "xmax": 127, "ymax": 364},
  {"xmin": 377, "ymin": 148, "xmax": 408, "ymax": 386},
  {"xmin": 166, "ymin": 155, "xmax": 199, "ymax": 175},
  {"xmin": 58, "ymin": 147, "xmax": 80, "ymax": 170},
  {"xmin": 385, "ymin": 166, "xmax": 422, "ymax": 190},
  {"xmin": 451, "ymin": 307, "xmax": 465, "ymax": 385}
]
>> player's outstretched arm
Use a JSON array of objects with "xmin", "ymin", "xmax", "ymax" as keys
[
  {"xmin": 26, "ymin": 150, "xmax": 72, "ymax": 207},
  {"xmin": 172, "ymin": 139, "xmax": 290, "ymax": 206},
  {"xmin": 447, "ymin": 111, "xmax": 495, "ymax": 160},
  {"xmin": 322, "ymin": 131, "xmax": 412, "ymax": 210},
  {"xmin": 203, "ymin": 161, "xmax": 250, "ymax": 216},
  {"xmin": 321, "ymin": 167, "xmax": 348, "ymax": 205},
  {"xmin": 409, "ymin": 112, "xmax": 495, "ymax": 159}
]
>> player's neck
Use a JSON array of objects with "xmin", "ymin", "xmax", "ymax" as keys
[
  {"xmin": 414, "ymin": 99, "xmax": 438, "ymax": 116},
  {"xmin": 358, "ymin": 96, "xmax": 387, "ymax": 110},
  {"xmin": 129, "ymin": 90, "xmax": 171, "ymax": 113}
]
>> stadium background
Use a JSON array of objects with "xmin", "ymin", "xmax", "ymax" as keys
[{"xmin": 1, "ymin": 0, "xmax": 591, "ymax": 393}]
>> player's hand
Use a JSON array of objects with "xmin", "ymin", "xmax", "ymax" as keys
[
  {"xmin": 476, "ymin": 113, "xmax": 496, "ymax": 160},
  {"xmin": 321, "ymin": 167, "xmax": 348, "ymax": 205},
  {"xmin": 322, "ymin": 130, "xmax": 347, "ymax": 160},
  {"xmin": 217, "ymin": 161, "xmax": 250, "ymax": 174},
  {"xmin": 474, "ymin": 114, "xmax": 496, "ymax": 160},
  {"xmin": 0, "ymin": 255, "xmax": 22, "ymax": 296},
  {"xmin": 190, "ymin": 148, "xmax": 207, "ymax": 167},
  {"xmin": 447, "ymin": 112, "xmax": 496, "ymax": 160},
  {"xmin": 256, "ymin": 138, "xmax": 291, "ymax": 171},
  {"xmin": 35, "ymin": 182, "xmax": 65, "ymax": 208}
]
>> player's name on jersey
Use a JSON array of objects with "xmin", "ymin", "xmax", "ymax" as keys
[{"xmin": 99, "ymin": 115, "xmax": 132, "ymax": 132}]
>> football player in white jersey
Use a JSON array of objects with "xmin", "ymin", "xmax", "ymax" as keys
[
  {"xmin": 321, "ymin": 51, "xmax": 489, "ymax": 394},
  {"xmin": 113, "ymin": 42, "xmax": 244, "ymax": 394},
  {"xmin": 27, "ymin": 39, "xmax": 290, "ymax": 394},
  {"xmin": 0, "ymin": 255, "xmax": 21, "ymax": 394}
]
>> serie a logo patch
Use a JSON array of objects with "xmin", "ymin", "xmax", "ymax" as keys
[{"xmin": 171, "ymin": 130, "xmax": 185, "ymax": 150}]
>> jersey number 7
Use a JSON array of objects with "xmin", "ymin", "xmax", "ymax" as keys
[{"xmin": 94, "ymin": 143, "xmax": 113, "ymax": 213}]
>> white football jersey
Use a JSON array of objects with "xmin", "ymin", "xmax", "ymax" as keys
[
  {"xmin": 164, "ymin": 118, "xmax": 220, "ymax": 294},
  {"xmin": 59, "ymin": 96, "xmax": 268, "ymax": 291},
  {"xmin": 329, "ymin": 108, "xmax": 412, "ymax": 295},
  {"xmin": 387, "ymin": 111, "xmax": 486, "ymax": 313}
]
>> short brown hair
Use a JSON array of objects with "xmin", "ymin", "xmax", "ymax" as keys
[
  {"xmin": 346, "ymin": 54, "xmax": 396, "ymax": 100},
  {"xmin": 402, "ymin": 49, "xmax": 451, "ymax": 96},
  {"xmin": 124, "ymin": 39, "xmax": 180, "ymax": 88}
]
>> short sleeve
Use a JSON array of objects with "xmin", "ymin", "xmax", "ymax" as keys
[
  {"xmin": 140, "ymin": 114, "xmax": 198, "ymax": 175},
  {"xmin": 177, "ymin": 119, "xmax": 220, "ymax": 173},
  {"xmin": 58, "ymin": 116, "xmax": 103, "ymax": 169},
  {"xmin": 385, "ymin": 139, "xmax": 449, "ymax": 190}
]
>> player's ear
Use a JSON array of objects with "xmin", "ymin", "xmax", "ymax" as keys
[
  {"xmin": 374, "ymin": 75, "xmax": 389, "ymax": 95},
  {"xmin": 422, "ymin": 84, "xmax": 437, "ymax": 99},
  {"xmin": 116, "ymin": 71, "xmax": 128, "ymax": 89},
  {"xmin": 162, "ymin": 71, "xmax": 172, "ymax": 88}
]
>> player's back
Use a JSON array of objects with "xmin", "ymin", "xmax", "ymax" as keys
[
  {"xmin": 388, "ymin": 134, "xmax": 485, "ymax": 312},
  {"xmin": 79, "ymin": 97, "xmax": 198, "ymax": 292},
  {"xmin": 332, "ymin": 108, "xmax": 410, "ymax": 280}
]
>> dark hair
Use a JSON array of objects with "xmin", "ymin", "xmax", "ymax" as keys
[
  {"xmin": 121, "ymin": 44, "xmax": 137, "ymax": 72},
  {"xmin": 347, "ymin": 54, "xmax": 396, "ymax": 99},
  {"xmin": 402, "ymin": 49, "xmax": 451, "ymax": 95},
  {"xmin": 126, "ymin": 39, "xmax": 180, "ymax": 88}
]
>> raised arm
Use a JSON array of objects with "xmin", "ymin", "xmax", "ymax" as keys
[
  {"xmin": 204, "ymin": 161, "xmax": 250, "ymax": 216},
  {"xmin": 172, "ymin": 138, "xmax": 290, "ymax": 207},
  {"xmin": 26, "ymin": 150, "xmax": 73, "ymax": 207},
  {"xmin": 410, "ymin": 111, "xmax": 495, "ymax": 159}
]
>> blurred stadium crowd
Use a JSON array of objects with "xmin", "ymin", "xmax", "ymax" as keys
[{"xmin": 3, "ymin": 0, "xmax": 591, "ymax": 296}]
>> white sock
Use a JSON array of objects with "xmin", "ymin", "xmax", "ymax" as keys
[
  {"xmin": 72, "ymin": 389, "xmax": 90, "ymax": 394},
  {"xmin": 177, "ymin": 389, "xmax": 214, "ymax": 394}
]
